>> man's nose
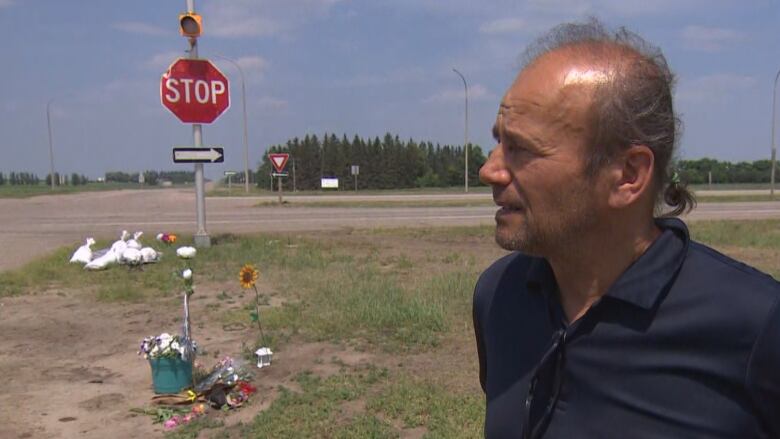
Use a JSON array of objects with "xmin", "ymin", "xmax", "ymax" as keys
[{"xmin": 479, "ymin": 146, "xmax": 511, "ymax": 186}]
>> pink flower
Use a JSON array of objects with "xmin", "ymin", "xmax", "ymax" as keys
[{"xmin": 163, "ymin": 417, "xmax": 179, "ymax": 430}]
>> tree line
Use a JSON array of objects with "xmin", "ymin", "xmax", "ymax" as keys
[
  {"xmin": 0, "ymin": 172, "xmax": 89, "ymax": 186},
  {"xmin": 0, "ymin": 170, "xmax": 196, "ymax": 186},
  {"xmin": 255, "ymin": 133, "xmax": 487, "ymax": 190},
  {"xmin": 678, "ymin": 158, "xmax": 777, "ymax": 185},
  {"xmin": 104, "ymin": 170, "xmax": 195, "ymax": 185}
]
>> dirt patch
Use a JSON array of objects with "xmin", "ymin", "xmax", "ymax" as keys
[{"xmin": 0, "ymin": 286, "xmax": 381, "ymax": 439}]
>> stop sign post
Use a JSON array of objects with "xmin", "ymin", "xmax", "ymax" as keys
[
  {"xmin": 161, "ymin": 51, "xmax": 230, "ymax": 248},
  {"xmin": 161, "ymin": 58, "xmax": 230, "ymax": 124}
]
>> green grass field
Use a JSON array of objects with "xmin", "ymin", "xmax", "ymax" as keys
[{"xmin": 1, "ymin": 220, "xmax": 778, "ymax": 438}]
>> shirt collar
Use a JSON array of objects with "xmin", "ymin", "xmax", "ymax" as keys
[
  {"xmin": 605, "ymin": 217, "xmax": 689, "ymax": 309},
  {"xmin": 524, "ymin": 217, "xmax": 689, "ymax": 310}
]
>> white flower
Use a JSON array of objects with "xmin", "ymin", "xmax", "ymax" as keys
[
  {"xmin": 182, "ymin": 269, "xmax": 193, "ymax": 280},
  {"xmin": 156, "ymin": 233, "xmax": 164, "ymax": 241},
  {"xmin": 157, "ymin": 333, "xmax": 173, "ymax": 348},
  {"xmin": 176, "ymin": 246, "xmax": 197, "ymax": 259}
]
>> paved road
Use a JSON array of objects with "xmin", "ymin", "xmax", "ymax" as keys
[{"xmin": 2, "ymin": 188, "xmax": 779, "ymax": 272}]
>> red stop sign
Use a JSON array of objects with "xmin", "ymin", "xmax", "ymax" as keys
[{"xmin": 161, "ymin": 58, "xmax": 230, "ymax": 124}]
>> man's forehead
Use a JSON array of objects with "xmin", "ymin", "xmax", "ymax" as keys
[
  {"xmin": 497, "ymin": 54, "xmax": 611, "ymax": 122},
  {"xmin": 562, "ymin": 67, "xmax": 611, "ymax": 86}
]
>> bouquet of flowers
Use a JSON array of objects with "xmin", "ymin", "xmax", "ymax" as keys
[
  {"xmin": 138, "ymin": 332, "xmax": 197, "ymax": 360},
  {"xmin": 156, "ymin": 233, "xmax": 177, "ymax": 244}
]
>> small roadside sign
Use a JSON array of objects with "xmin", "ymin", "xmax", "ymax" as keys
[
  {"xmin": 321, "ymin": 177, "xmax": 339, "ymax": 189},
  {"xmin": 173, "ymin": 147, "xmax": 224, "ymax": 163},
  {"xmin": 268, "ymin": 153, "xmax": 290, "ymax": 173},
  {"xmin": 224, "ymin": 171, "xmax": 237, "ymax": 193},
  {"xmin": 272, "ymin": 172, "xmax": 289, "ymax": 177}
]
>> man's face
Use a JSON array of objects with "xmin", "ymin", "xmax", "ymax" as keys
[{"xmin": 480, "ymin": 52, "xmax": 609, "ymax": 255}]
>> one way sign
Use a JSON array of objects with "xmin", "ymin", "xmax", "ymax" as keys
[{"xmin": 173, "ymin": 147, "xmax": 224, "ymax": 163}]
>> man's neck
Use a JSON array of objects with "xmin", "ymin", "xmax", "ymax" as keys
[{"xmin": 546, "ymin": 219, "xmax": 661, "ymax": 323}]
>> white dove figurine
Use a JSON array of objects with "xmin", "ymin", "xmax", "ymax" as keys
[
  {"xmin": 140, "ymin": 247, "xmax": 159, "ymax": 263},
  {"xmin": 109, "ymin": 230, "xmax": 130, "ymax": 255},
  {"xmin": 84, "ymin": 249, "xmax": 119, "ymax": 270},
  {"xmin": 69, "ymin": 237, "xmax": 95, "ymax": 264},
  {"xmin": 121, "ymin": 247, "xmax": 143, "ymax": 266},
  {"xmin": 127, "ymin": 231, "xmax": 144, "ymax": 250}
]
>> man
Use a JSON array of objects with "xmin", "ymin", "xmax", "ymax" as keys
[{"xmin": 474, "ymin": 19, "xmax": 780, "ymax": 438}]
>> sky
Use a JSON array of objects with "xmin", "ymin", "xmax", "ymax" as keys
[{"xmin": 1, "ymin": 0, "xmax": 779, "ymax": 180}]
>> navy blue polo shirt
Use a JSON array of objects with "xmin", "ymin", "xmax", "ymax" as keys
[{"xmin": 473, "ymin": 218, "xmax": 780, "ymax": 438}]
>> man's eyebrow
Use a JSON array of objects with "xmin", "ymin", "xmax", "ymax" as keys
[{"xmin": 503, "ymin": 125, "xmax": 541, "ymax": 151}]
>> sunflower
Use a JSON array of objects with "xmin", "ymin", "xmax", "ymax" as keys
[{"xmin": 239, "ymin": 264, "xmax": 259, "ymax": 289}]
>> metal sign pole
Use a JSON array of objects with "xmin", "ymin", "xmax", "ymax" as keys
[
  {"xmin": 277, "ymin": 176, "xmax": 283, "ymax": 204},
  {"xmin": 186, "ymin": 0, "xmax": 210, "ymax": 248}
]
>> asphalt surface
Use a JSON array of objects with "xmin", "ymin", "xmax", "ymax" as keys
[{"xmin": 2, "ymin": 188, "xmax": 779, "ymax": 272}]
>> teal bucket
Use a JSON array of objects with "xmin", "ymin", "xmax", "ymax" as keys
[{"xmin": 149, "ymin": 357, "xmax": 193, "ymax": 394}]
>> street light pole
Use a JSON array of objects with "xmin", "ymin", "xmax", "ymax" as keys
[
  {"xmin": 453, "ymin": 68, "xmax": 469, "ymax": 193},
  {"xmin": 46, "ymin": 98, "xmax": 56, "ymax": 190},
  {"xmin": 771, "ymin": 68, "xmax": 779, "ymax": 199},
  {"xmin": 214, "ymin": 54, "xmax": 251, "ymax": 193}
]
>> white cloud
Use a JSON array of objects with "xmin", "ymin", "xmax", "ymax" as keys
[
  {"xmin": 237, "ymin": 56, "xmax": 269, "ymax": 78},
  {"xmin": 254, "ymin": 97, "xmax": 288, "ymax": 110},
  {"xmin": 424, "ymin": 84, "xmax": 495, "ymax": 104},
  {"xmin": 681, "ymin": 25, "xmax": 744, "ymax": 52},
  {"xmin": 677, "ymin": 74, "xmax": 756, "ymax": 103},
  {"xmin": 480, "ymin": 18, "xmax": 528, "ymax": 35},
  {"xmin": 113, "ymin": 22, "xmax": 170, "ymax": 37},
  {"xmin": 144, "ymin": 51, "xmax": 185, "ymax": 71},
  {"xmin": 558, "ymin": 0, "xmax": 734, "ymax": 18},
  {"xmin": 334, "ymin": 68, "xmax": 426, "ymax": 87},
  {"xmin": 212, "ymin": 56, "xmax": 269, "ymax": 85},
  {"xmin": 204, "ymin": 0, "xmax": 345, "ymax": 38}
]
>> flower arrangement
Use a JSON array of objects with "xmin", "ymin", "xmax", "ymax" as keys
[
  {"xmin": 156, "ymin": 233, "xmax": 178, "ymax": 245},
  {"xmin": 177, "ymin": 246, "xmax": 197, "ymax": 259},
  {"xmin": 163, "ymin": 404, "xmax": 206, "ymax": 430},
  {"xmin": 138, "ymin": 333, "xmax": 197, "ymax": 360},
  {"xmin": 175, "ymin": 246, "xmax": 196, "ymax": 297}
]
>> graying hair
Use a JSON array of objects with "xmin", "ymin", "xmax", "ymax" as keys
[{"xmin": 520, "ymin": 18, "xmax": 695, "ymax": 217}]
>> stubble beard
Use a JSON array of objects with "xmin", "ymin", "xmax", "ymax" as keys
[{"xmin": 494, "ymin": 190, "xmax": 598, "ymax": 257}]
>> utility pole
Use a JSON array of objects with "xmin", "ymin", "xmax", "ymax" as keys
[
  {"xmin": 453, "ymin": 68, "xmax": 469, "ymax": 193},
  {"xmin": 771, "ymin": 68, "xmax": 779, "ymax": 199},
  {"xmin": 214, "ymin": 54, "xmax": 251, "ymax": 193},
  {"xmin": 46, "ymin": 98, "xmax": 56, "ymax": 190}
]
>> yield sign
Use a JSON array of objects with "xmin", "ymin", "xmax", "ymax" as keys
[{"xmin": 269, "ymin": 153, "xmax": 290, "ymax": 173}]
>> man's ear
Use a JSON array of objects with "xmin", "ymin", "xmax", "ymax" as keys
[{"xmin": 607, "ymin": 144, "xmax": 655, "ymax": 209}]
